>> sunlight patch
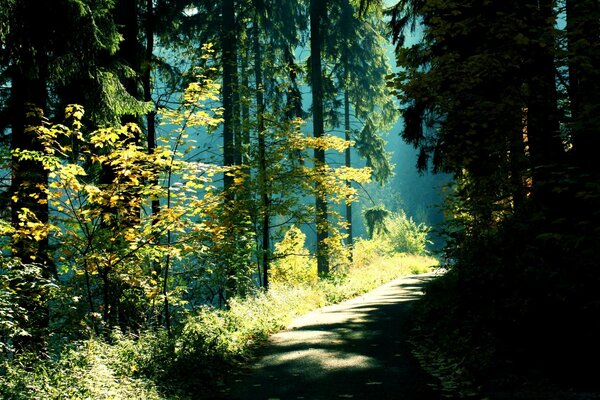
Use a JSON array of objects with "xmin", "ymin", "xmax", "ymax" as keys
[{"xmin": 265, "ymin": 348, "xmax": 380, "ymax": 371}]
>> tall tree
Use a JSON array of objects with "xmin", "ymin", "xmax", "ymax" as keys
[
  {"xmin": 310, "ymin": 0, "xmax": 329, "ymax": 275},
  {"xmin": 2, "ymin": 0, "xmax": 134, "ymax": 351},
  {"xmin": 252, "ymin": 1, "xmax": 270, "ymax": 288},
  {"xmin": 7, "ymin": 0, "xmax": 50, "ymax": 352},
  {"xmin": 221, "ymin": 0, "xmax": 239, "ymax": 196},
  {"xmin": 327, "ymin": 0, "xmax": 395, "ymax": 251},
  {"xmin": 389, "ymin": 0, "xmax": 600, "ymax": 386},
  {"xmin": 566, "ymin": 0, "xmax": 600, "ymax": 172}
]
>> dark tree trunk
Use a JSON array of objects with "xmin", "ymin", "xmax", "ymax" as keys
[
  {"xmin": 144, "ymin": 0, "xmax": 159, "ymax": 217},
  {"xmin": 285, "ymin": 48, "xmax": 303, "ymax": 121},
  {"xmin": 117, "ymin": 0, "xmax": 143, "ymax": 124},
  {"xmin": 310, "ymin": 0, "xmax": 329, "ymax": 275},
  {"xmin": 524, "ymin": 0, "xmax": 564, "ymax": 207},
  {"xmin": 253, "ymin": 14, "xmax": 271, "ymax": 289},
  {"xmin": 222, "ymin": 0, "xmax": 238, "ymax": 195},
  {"xmin": 143, "ymin": 0, "xmax": 164, "ymax": 328},
  {"xmin": 566, "ymin": 0, "xmax": 600, "ymax": 172},
  {"xmin": 509, "ymin": 124, "xmax": 527, "ymax": 212},
  {"xmin": 344, "ymin": 89, "xmax": 353, "ymax": 259},
  {"xmin": 221, "ymin": 0, "xmax": 239, "ymax": 298},
  {"xmin": 9, "ymin": 1, "xmax": 51, "ymax": 355},
  {"xmin": 241, "ymin": 40, "xmax": 250, "ymax": 166}
]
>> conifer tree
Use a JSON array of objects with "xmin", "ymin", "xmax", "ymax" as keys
[{"xmin": 310, "ymin": 0, "xmax": 330, "ymax": 275}]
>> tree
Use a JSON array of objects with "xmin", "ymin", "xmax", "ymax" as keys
[
  {"xmin": 310, "ymin": 0, "xmax": 330, "ymax": 275},
  {"xmin": 565, "ymin": 0, "xmax": 600, "ymax": 173},
  {"xmin": 389, "ymin": 0, "xmax": 600, "ymax": 386},
  {"xmin": 326, "ymin": 0, "xmax": 396, "ymax": 252}
]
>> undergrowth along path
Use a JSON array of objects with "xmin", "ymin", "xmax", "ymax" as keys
[{"xmin": 222, "ymin": 273, "xmax": 441, "ymax": 400}]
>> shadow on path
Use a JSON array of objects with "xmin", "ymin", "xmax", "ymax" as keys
[{"xmin": 221, "ymin": 274, "xmax": 441, "ymax": 400}]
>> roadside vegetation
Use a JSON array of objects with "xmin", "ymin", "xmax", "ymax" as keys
[{"xmin": 0, "ymin": 212, "xmax": 436, "ymax": 399}]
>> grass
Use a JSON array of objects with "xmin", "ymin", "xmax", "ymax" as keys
[{"xmin": 0, "ymin": 251, "xmax": 438, "ymax": 400}]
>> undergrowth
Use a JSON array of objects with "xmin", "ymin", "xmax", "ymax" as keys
[{"xmin": 0, "ymin": 252, "xmax": 437, "ymax": 399}]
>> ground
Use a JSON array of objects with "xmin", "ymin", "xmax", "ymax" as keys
[{"xmin": 219, "ymin": 273, "xmax": 441, "ymax": 400}]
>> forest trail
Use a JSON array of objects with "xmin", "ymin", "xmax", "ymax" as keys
[{"xmin": 220, "ymin": 273, "xmax": 441, "ymax": 400}]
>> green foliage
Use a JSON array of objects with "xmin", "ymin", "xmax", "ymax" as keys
[
  {"xmin": 322, "ymin": 252, "xmax": 437, "ymax": 303},
  {"xmin": 363, "ymin": 208, "xmax": 430, "ymax": 255},
  {"xmin": 363, "ymin": 206, "xmax": 391, "ymax": 239},
  {"xmin": 0, "ymin": 252, "xmax": 437, "ymax": 399},
  {"xmin": 271, "ymin": 225, "xmax": 318, "ymax": 286},
  {"xmin": 326, "ymin": 0, "xmax": 397, "ymax": 183},
  {"xmin": 384, "ymin": 212, "xmax": 430, "ymax": 255},
  {"xmin": 0, "ymin": 339, "xmax": 169, "ymax": 400},
  {"xmin": 1, "ymin": 72, "xmax": 225, "ymax": 336},
  {"xmin": 387, "ymin": 0, "xmax": 600, "ymax": 395},
  {"xmin": 0, "ymin": 258, "xmax": 56, "ymax": 356}
]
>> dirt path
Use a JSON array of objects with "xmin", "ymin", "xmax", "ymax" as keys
[{"xmin": 221, "ymin": 273, "xmax": 441, "ymax": 400}]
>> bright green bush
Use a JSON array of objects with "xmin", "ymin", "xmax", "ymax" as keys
[
  {"xmin": 270, "ymin": 225, "xmax": 318, "ymax": 285},
  {"xmin": 357, "ymin": 210, "xmax": 431, "ymax": 268},
  {"xmin": 321, "ymin": 253, "xmax": 438, "ymax": 303},
  {"xmin": 384, "ymin": 212, "xmax": 431, "ymax": 255}
]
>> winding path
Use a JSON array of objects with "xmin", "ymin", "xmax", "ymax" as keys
[{"xmin": 222, "ymin": 273, "xmax": 441, "ymax": 400}]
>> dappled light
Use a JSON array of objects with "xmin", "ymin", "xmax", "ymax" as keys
[
  {"xmin": 226, "ymin": 275, "xmax": 437, "ymax": 399},
  {"xmin": 1, "ymin": 0, "xmax": 598, "ymax": 398}
]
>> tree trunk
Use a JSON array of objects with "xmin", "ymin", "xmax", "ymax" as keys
[
  {"xmin": 253, "ymin": 15, "xmax": 271, "ymax": 290},
  {"xmin": 117, "ymin": 0, "xmax": 142, "ymax": 125},
  {"xmin": 143, "ymin": 0, "xmax": 163, "ymax": 328},
  {"xmin": 524, "ymin": 0, "xmax": 564, "ymax": 207},
  {"xmin": 566, "ymin": 0, "xmax": 600, "ymax": 171},
  {"xmin": 310, "ymin": 0, "xmax": 329, "ymax": 275},
  {"xmin": 344, "ymin": 89, "xmax": 353, "ymax": 259},
  {"xmin": 9, "ymin": 1, "xmax": 51, "ymax": 355},
  {"xmin": 222, "ymin": 0, "xmax": 237, "ymax": 195},
  {"xmin": 285, "ymin": 48, "xmax": 303, "ymax": 121},
  {"xmin": 221, "ymin": 0, "xmax": 239, "ymax": 298}
]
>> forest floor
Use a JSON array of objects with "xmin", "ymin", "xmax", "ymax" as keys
[{"xmin": 216, "ymin": 273, "xmax": 441, "ymax": 400}]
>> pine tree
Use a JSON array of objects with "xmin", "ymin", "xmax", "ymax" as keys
[{"xmin": 310, "ymin": 0, "xmax": 330, "ymax": 275}]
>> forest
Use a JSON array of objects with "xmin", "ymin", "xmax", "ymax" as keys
[{"xmin": 0, "ymin": 0, "xmax": 599, "ymax": 398}]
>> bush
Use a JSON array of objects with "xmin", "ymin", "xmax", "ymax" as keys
[
  {"xmin": 384, "ymin": 212, "xmax": 430, "ymax": 255},
  {"xmin": 359, "ymin": 210, "xmax": 431, "ymax": 267},
  {"xmin": 270, "ymin": 225, "xmax": 317, "ymax": 285},
  {"xmin": 0, "ymin": 338, "xmax": 169, "ymax": 400}
]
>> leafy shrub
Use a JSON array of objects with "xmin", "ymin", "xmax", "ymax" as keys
[
  {"xmin": 0, "ymin": 259, "xmax": 57, "ymax": 358},
  {"xmin": 0, "ymin": 339, "xmax": 169, "ymax": 400},
  {"xmin": 322, "ymin": 253, "xmax": 438, "ymax": 303},
  {"xmin": 270, "ymin": 225, "xmax": 317, "ymax": 285},
  {"xmin": 384, "ymin": 212, "xmax": 430, "ymax": 255},
  {"xmin": 357, "ymin": 210, "xmax": 430, "ymax": 267}
]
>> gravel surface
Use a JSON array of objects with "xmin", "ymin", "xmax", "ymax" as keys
[{"xmin": 221, "ymin": 273, "xmax": 442, "ymax": 400}]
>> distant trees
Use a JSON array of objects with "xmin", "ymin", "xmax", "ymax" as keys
[{"xmin": 327, "ymin": 0, "xmax": 396, "ymax": 252}]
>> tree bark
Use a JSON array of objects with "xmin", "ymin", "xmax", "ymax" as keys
[
  {"xmin": 524, "ymin": 0, "xmax": 564, "ymax": 207},
  {"xmin": 253, "ymin": 15, "xmax": 271, "ymax": 289},
  {"xmin": 344, "ymin": 89, "xmax": 353, "ymax": 259},
  {"xmin": 222, "ymin": 0, "xmax": 238, "ymax": 196},
  {"xmin": 221, "ymin": 0, "xmax": 239, "ymax": 298},
  {"xmin": 310, "ymin": 0, "xmax": 329, "ymax": 275},
  {"xmin": 566, "ymin": 0, "xmax": 600, "ymax": 171},
  {"xmin": 9, "ymin": 1, "xmax": 51, "ymax": 355}
]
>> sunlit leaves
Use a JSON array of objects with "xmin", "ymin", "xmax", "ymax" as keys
[{"xmin": 2, "ymin": 72, "xmax": 226, "ymax": 329}]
